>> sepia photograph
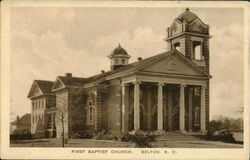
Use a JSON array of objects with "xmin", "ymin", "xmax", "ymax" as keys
[{"xmin": 1, "ymin": 1, "xmax": 249, "ymax": 160}]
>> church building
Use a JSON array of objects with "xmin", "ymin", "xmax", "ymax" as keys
[{"xmin": 28, "ymin": 8, "xmax": 212, "ymax": 138}]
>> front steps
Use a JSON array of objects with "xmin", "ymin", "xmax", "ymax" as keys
[{"xmin": 155, "ymin": 131, "xmax": 205, "ymax": 141}]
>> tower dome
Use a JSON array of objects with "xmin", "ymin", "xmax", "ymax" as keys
[
  {"xmin": 111, "ymin": 44, "xmax": 128, "ymax": 56},
  {"xmin": 177, "ymin": 8, "xmax": 198, "ymax": 23},
  {"xmin": 108, "ymin": 44, "xmax": 131, "ymax": 71}
]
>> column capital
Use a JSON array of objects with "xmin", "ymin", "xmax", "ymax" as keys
[
  {"xmin": 201, "ymin": 85, "xmax": 207, "ymax": 89},
  {"xmin": 158, "ymin": 82, "xmax": 165, "ymax": 86},
  {"xmin": 120, "ymin": 83, "xmax": 129, "ymax": 87},
  {"xmin": 180, "ymin": 84, "xmax": 186, "ymax": 88},
  {"xmin": 133, "ymin": 81, "xmax": 141, "ymax": 85}
]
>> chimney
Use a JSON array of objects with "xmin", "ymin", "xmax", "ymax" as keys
[
  {"xmin": 65, "ymin": 73, "xmax": 72, "ymax": 77},
  {"xmin": 138, "ymin": 57, "xmax": 143, "ymax": 61},
  {"xmin": 17, "ymin": 115, "xmax": 20, "ymax": 122},
  {"xmin": 101, "ymin": 70, "xmax": 105, "ymax": 74}
]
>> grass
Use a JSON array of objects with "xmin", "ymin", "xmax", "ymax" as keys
[{"xmin": 10, "ymin": 138, "xmax": 243, "ymax": 148}]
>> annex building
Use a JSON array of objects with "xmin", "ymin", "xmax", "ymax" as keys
[{"xmin": 28, "ymin": 8, "xmax": 212, "ymax": 138}]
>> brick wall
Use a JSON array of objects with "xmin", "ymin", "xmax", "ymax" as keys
[
  {"xmin": 55, "ymin": 89, "xmax": 68, "ymax": 138},
  {"xmin": 203, "ymin": 37, "xmax": 210, "ymax": 73},
  {"xmin": 94, "ymin": 91, "xmax": 102, "ymax": 131},
  {"xmin": 205, "ymin": 80, "xmax": 210, "ymax": 130},
  {"xmin": 105, "ymin": 85, "xmax": 121, "ymax": 132}
]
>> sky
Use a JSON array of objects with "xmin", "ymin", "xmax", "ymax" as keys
[{"xmin": 10, "ymin": 7, "xmax": 245, "ymax": 121}]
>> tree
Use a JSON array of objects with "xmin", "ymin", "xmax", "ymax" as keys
[
  {"xmin": 55, "ymin": 105, "xmax": 67, "ymax": 147},
  {"xmin": 55, "ymin": 88, "xmax": 88, "ymax": 147}
]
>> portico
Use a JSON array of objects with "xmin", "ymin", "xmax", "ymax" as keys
[{"xmin": 121, "ymin": 75, "xmax": 207, "ymax": 133}]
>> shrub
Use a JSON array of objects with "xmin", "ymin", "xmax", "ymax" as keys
[
  {"xmin": 206, "ymin": 130, "xmax": 236, "ymax": 143},
  {"xmin": 120, "ymin": 133, "xmax": 131, "ymax": 142},
  {"xmin": 93, "ymin": 130, "xmax": 118, "ymax": 141},
  {"xmin": 125, "ymin": 131, "xmax": 157, "ymax": 148},
  {"xmin": 10, "ymin": 129, "xmax": 32, "ymax": 140}
]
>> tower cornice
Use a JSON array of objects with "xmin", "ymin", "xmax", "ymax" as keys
[{"xmin": 165, "ymin": 32, "xmax": 212, "ymax": 41}]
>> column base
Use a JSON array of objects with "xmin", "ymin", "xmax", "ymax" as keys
[
  {"xmin": 132, "ymin": 129, "xmax": 140, "ymax": 134},
  {"xmin": 199, "ymin": 130, "xmax": 207, "ymax": 135},
  {"xmin": 156, "ymin": 130, "xmax": 165, "ymax": 135},
  {"xmin": 179, "ymin": 130, "xmax": 187, "ymax": 134}
]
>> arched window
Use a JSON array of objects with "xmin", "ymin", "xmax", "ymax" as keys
[
  {"xmin": 192, "ymin": 41, "xmax": 203, "ymax": 60},
  {"xmin": 86, "ymin": 96, "xmax": 94, "ymax": 125},
  {"xmin": 41, "ymin": 100, "xmax": 43, "ymax": 109},
  {"xmin": 167, "ymin": 62, "xmax": 178, "ymax": 70},
  {"xmin": 173, "ymin": 42, "xmax": 180, "ymax": 52}
]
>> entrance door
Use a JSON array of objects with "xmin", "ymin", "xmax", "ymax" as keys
[{"xmin": 166, "ymin": 87, "xmax": 180, "ymax": 131}]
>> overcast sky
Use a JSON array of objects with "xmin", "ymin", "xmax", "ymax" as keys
[{"xmin": 10, "ymin": 7, "xmax": 245, "ymax": 121}]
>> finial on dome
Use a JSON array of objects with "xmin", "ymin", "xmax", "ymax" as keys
[{"xmin": 186, "ymin": 8, "xmax": 189, "ymax": 11}]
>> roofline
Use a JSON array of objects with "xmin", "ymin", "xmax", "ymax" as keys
[
  {"xmin": 51, "ymin": 85, "xmax": 83, "ymax": 92},
  {"xmin": 173, "ymin": 49, "xmax": 212, "ymax": 78},
  {"xmin": 108, "ymin": 54, "xmax": 131, "ymax": 59},
  {"xmin": 51, "ymin": 77, "xmax": 66, "ymax": 91},
  {"xmin": 27, "ymin": 81, "xmax": 46, "ymax": 98},
  {"xmin": 104, "ymin": 49, "xmax": 211, "ymax": 81},
  {"xmin": 137, "ymin": 71, "xmax": 210, "ymax": 80},
  {"xmin": 28, "ymin": 93, "xmax": 52, "ymax": 99}
]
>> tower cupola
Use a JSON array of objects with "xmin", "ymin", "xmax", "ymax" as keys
[
  {"xmin": 108, "ymin": 44, "xmax": 131, "ymax": 71},
  {"xmin": 165, "ymin": 8, "xmax": 211, "ymax": 72}
]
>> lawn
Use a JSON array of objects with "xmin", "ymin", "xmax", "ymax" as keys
[{"xmin": 10, "ymin": 138, "xmax": 243, "ymax": 148}]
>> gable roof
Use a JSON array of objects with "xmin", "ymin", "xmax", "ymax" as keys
[
  {"xmin": 30, "ymin": 50, "xmax": 211, "ymax": 91},
  {"xmin": 11, "ymin": 114, "xmax": 31, "ymax": 126},
  {"xmin": 51, "ymin": 74, "xmax": 109, "ymax": 91},
  {"xmin": 89, "ymin": 49, "xmax": 211, "ymax": 83},
  {"xmin": 27, "ymin": 80, "xmax": 54, "ymax": 98},
  {"xmin": 35, "ymin": 80, "xmax": 54, "ymax": 93},
  {"xmin": 57, "ymin": 76, "xmax": 89, "ymax": 86}
]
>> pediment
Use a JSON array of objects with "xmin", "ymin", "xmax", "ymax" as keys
[
  {"xmin": 169, "ymin": 20, "xmax": 183, "ymax": 36},
  {"xmin": 28, "ymin": 82, "xmax": 43, "ymax": 98},
  {"xmin": 52, "ymin": 78, "xmax": 65, "ymax": 90},
  {"xmin": 140, "ymin": 52, "xmax": 207, "ymax": 77},
  {"xmin": 189, "ymin": 18, "xmax": 208, "ymax": 34}
]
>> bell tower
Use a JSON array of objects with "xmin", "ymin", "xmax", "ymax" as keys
[{"xmin": 165, "ymin": 8, "xmax": 211, "ymax": 73}]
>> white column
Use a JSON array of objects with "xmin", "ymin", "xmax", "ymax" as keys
[
  {"xmin": 188, "ymin": 88, "xmax": 193, "ymax": 132},
  {"xmin": 134, "ymin": 81, "xmax": 141, "ymax": 130},
  {"xmin": 179, "ymin": 84, "xmax": 186, "ymax": 132},
  {"xmin": 200, "ymin": 85, "xmax": 206, "ymax": 132},
  {"xmin": 167, "ymin": 90, "xmax": 173, "ymax": 131},
  {"xmin": 157, "ymin": 82, "xmax": 164, "ymax": 130},
  {"xmin": 122, "ymin": 83, "xmax": 129, "ymax": 132},
  {"xmin": 146, "ymin": 87, "xmax": 152, "ymax": 131}
]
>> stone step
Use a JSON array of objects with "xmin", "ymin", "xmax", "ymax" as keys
[{"xmin": 155, "ymin": 132, "xmax": 204, "ymax": 141}]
